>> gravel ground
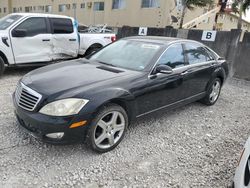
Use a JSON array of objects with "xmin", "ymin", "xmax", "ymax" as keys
[{"xmin": 0, "ymin": 67, "xmax": 250, "ymax": 188}]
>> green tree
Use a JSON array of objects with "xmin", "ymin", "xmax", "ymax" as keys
[
  {"xmin": 231, "ymin": 0, "xmax": 250, "ymax": 29},
  {"xmin": 179, "ymin": 0, "xmax": 214, "ymax": 29}
]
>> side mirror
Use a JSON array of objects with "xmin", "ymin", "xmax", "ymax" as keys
[
  {"xmin": 155, "ymin": 64, "xmax": 173, "ymax": 74},
  {"xmin": 12, "ymin": 29, "xmax": 27, "ymax": 37}
]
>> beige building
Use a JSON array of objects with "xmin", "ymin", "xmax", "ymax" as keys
[{"xmin": 0, "ymin": 0, "xmax": 249, "ymax": 31}]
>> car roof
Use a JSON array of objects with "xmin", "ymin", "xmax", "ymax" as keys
[
  {"xmin": 124, "ymin": 36, "xmax": 203, "ymax": 46},
  {"xmin": 9, "ymin": 13, "xmax": 73, "ymax": 19}
]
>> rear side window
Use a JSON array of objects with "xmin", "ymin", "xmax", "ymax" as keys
[
  {"xmin": 184, "ymin": 43, "xmax": 213, "ymax": 65},
  {"xmin": 50, "ymin": 18, "xmax": 73, "ymax": 34},
  {"xmin": 157, "ymin": 43, "xmax": 185, "ymax": 69},
  {"xmin": 14, "ymin": 17, "xmax": 47, "ymax": 37}
]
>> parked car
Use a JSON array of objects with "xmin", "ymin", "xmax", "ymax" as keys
[
  {"xmin": 0, "ymin": 13, "xmax": 116, "ymax": 76},
  {"xmin": 13, "ymin": 36, "xmax": 229, "ymax": 153},
  {"xmin": 232, "ymin": 137, "xmax": 250, "ymax": 188}
]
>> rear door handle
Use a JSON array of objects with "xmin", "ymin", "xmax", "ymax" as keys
[
  {"xmin": 69, "ymin": 39, "xmax": 77, "ymax": 41},
  {"xmin": 42, "ymin": 39, "xmax": 50, "ymax": 42}
]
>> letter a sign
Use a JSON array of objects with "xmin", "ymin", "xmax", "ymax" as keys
[
  {"xmin": 201, "ymin": 31, "xmax": 217, "ymax": 41},
  {"xmin": 139, "ymin": 27, "xmax": 148, "ymax": 36}
]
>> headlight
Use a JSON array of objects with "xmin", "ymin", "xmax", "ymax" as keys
[{"xmin": 39, "ymin": 98, "xmax": 89, "ymax": 116}]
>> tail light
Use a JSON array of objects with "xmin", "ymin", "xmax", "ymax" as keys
[{"xmin": 111, "ymin": 36, "xmax": 116, "ymax": 43}]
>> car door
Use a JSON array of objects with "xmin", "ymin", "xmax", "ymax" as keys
[
  {"xmin": 10, "ymin": 17, "xmax": 53, "ymax": 64},
  {"xmin": 182, "ymin": 42, "xmax": 217, "ymax": 97},
  {"xmin": 136, "ymin": 43, "xmax": 190, "ymax": 115},
  {"xmin": 49, "ymin": 18, "xmax": 79, "ymax": 60}
]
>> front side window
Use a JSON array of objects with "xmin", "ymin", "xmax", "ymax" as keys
[
  {"xmin": 14, "ymin": 17, "xmax": 47, "ymax": 37},
  {"xmin": 90, "ymin": 40, "xmax": 161, "ymax": 71},
  {"xmin": 184, "ymin": 43, "xmax": 213, "ymax": 65},
  {"xmin": 93, "ymin": 2, "xmax": 105, "ymax": 11},
  {"xmin": 157, "ymin": 44, "xmax": 185, "ymax": 69},
  {"xmin": 50, "ymin": 18, "xmax": 73, "ymax": 34},
  {"xmin": 0, "ymin": 14, "xmax": 23, "ymax": 30},
  {"xmin": 112, "ymin": 0, "xmax": 126, "ymax": 9},
  {"xmin": 141, "ymin": 0, "xmax": 160, "ymax": 8}
]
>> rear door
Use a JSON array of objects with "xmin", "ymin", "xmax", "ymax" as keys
[
  {"xmin": 182, "ymin": 42, "xmax": 216, "ymax": 97},
  {"xmin": 10, "ymin": 17, "xmax": 53, "ymax": 64},
  {"xmin": 49, "ymin": 18, "xmax": 79, "ymax": 60}
]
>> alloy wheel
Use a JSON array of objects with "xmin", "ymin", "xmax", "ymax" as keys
[
  {"xmin": 209, "ymin": 80, "xmax": 221, "ymax": 103},
  {"xmin": 94, "ymin": 111, "xmax": 125, "ymax": 149}
]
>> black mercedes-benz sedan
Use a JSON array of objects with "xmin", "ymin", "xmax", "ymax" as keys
[{"xmin": 13, "ymin": 36, "xmax": 229, "ymax": 153}]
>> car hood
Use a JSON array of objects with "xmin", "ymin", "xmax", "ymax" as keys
[{"xmin": 21, "ymin": 59, "xmax": 138, "ymax": 96}]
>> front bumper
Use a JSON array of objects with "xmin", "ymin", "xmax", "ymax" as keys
[{"xmin": 13, "ymin": 94, "xmax": 92, "ymax": 144}]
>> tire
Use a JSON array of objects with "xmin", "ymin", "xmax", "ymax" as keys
[
  {"xmin": 200, "ymin": 78, "xmax": 222, "ymax": 106},
  {"xmin": 84, "ymin": 46, "xmax": 102, "ymax": 57},
  {"xmin": 0, "ymin": 56, "xmax": 6, "ymax": 77},
  {"xmin": 87, "ymin": 104, "xmax": 128, "ymax": 153}
]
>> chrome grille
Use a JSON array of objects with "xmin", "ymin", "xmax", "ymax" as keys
[{"xmin": 15, "ymin": 83, "xmax": 42, "ymax": 111}]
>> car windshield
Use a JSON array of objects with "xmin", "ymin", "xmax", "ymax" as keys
[
  {"xmin": 0, "ymin": 14, "xmax": 23, "ymax": 30},
  {"xmin": 89, "ymin": 40, "xmax": 161, "ymax": 71}
]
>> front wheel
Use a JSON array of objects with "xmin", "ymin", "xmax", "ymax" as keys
[
  {"xmin": 200, "ymin": 78, "xmax": 222, "ymax": 106},
  {"xmin": 87, "ymin": 104, "xmax": 128, "ymax": 153}
]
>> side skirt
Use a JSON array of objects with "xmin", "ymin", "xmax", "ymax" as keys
[{"xmin": 136, "ymin": 92, "xmax": 206, "ymax": 118}]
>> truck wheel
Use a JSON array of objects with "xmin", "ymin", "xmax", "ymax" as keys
[
  {"xmin": 0, "ymin": 56, "xmax": 6, "ymax": 77},
  {"xmin": 84, "ymin": 45, "xmax": 102, "ymax": 57}
]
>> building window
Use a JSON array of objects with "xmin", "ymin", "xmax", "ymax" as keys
[
  {"xmin": 93, "ymin": 2, "xmax": 104, "ymax": 11},
  {"xmin": 19, "ymin": 7, "xmax": 22, "ymax": 12},
  {"xmin": 59, "ymin": 4, "xmax": 70, "ymax": 12},
  {"xmin": 25, "ymin": 6, "xmax": 32, "ymax": 12},
  {"xmin": 141, "ymin": 0, "xmax": 160, "ymax": 8},
  {"xmin": 13, "ymin": 7, "xmax": 17, "ymax": 12},
  {"xmin": 45, "ymin": 5, "xmax": 52, "ymax": 13},
  {"xmin": 72, "ymin": 3, "xmax": 77, "ymax": 9},
  {"xmin": 81, "ymin": 3, "xmax": 85, "ymax": 9},
  {"xmin": 0, "ymin": 8, "xmax": 2, "ymax": 13},
  {"xmin": 3, "ymin": 7, "xmax": 7, "ymax": 13},
  {"xmin": 112, "ymin": 0, "xmax": 126, "ymax": 9},
  {"xmin": 38, "ymin": 6, "xmax": 44, "ymax": 12}
]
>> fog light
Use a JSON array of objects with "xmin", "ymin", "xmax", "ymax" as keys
[{"xmin": 46, "ymin": 132, "xmax": 64, "ymax": 139}]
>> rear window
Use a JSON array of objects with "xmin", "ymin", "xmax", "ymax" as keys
[
  {"xmin": 50, "ymin": 18, "xmax": 73, "ymax": 34},
  {"xmin": 0, "ymin": 14, "xmax": 23, "ymax": 30}
]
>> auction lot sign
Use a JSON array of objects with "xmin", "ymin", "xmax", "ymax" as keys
[{"xmin": 201, "ymin": 30, "xmax": 217, "ymax": 41}]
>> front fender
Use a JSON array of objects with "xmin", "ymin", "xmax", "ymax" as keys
[
  {"xmin": 0, "ymin": 36, "xmax": 15, "ymax": 65},
  {"xmin": 78, "ymin": 87, "xmax": 136, "ymax": 121}
]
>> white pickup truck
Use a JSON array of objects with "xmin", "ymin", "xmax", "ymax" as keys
[{"xmin": 0, "ymin": 13, "xmax": 116, "ymax": 76}]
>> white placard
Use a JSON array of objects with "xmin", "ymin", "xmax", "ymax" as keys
[
  {"xmin": 138, "ymin": 27, "xmax": 148, "ymax": 36},
  {"xmin": 201, "ymin": 31, "xmax": 217, "ymax": 41}
]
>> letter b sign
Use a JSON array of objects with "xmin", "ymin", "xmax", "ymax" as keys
[{"xmin": 201, "ymin": 31, "xmax": 217, "ymax": 41}]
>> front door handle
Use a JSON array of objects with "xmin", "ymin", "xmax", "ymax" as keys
[
  {"xmin": 181, "ymin": 70, "xmax": 190, "ymax": 76},
  {"xmin": 69, "ymin": 39, "xmax": 77, "ymax": 41},
  {"xmin": 42, "ymin": 39, "xmax": 50, "ymax": 42}
]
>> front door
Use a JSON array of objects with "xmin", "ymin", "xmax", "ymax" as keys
[
  {"xmin": 136, "ymin": 43, "xmax": 190, "ymax": 115},
  {"xmin": 11, "ymin": 17, "xmax": 52, "ymax": 64}
]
